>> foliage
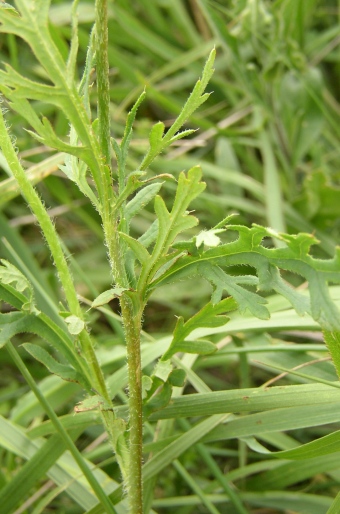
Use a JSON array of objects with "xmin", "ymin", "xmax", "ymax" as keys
[{"xmin": 0, "ymin": 1, "xmax": 339, "ymax": 513}]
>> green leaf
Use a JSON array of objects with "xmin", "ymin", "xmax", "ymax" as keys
[
  {"xmin": 168, "ymin": 128, "xmax": 196, "ymax": 144},
  {"xmin": 0, "ymin": 282, "xmax": 27, "ymax": 310},
  {"xmin": 64, "ymin": 315, "xmax": 85, "ymax": 335},
  {"xmin": 273, "ymin": 430, "xmax": 340, "ymax": 460},
  {"xmin": 125, "ymin": 182, "xmax": 163, "ymax": 223},
  {"xmin": 148, "ymin": 121, "xmax": 165, "ymax": 155},
  {"xmin": 142, "ymin": 375, "xmax": 153, "ymax": 399},
  {"xmin": 91, "ymin": 287, "xmax": 127, "ymax": 309},
  {"xmin": 0, "ymin": 3, "xmax": 20, "ymax": 17},
  {"xmin": 168, "ymin": 368, "xmax": 186, "ymax": 387},
  {"xmin": 198, "ymin": 263, "xmax": 269, "ymax": 318},
  {"xmin": 75, "ymin": 395, "xmax": 112, "ymax": 413},
  {"xmin": 22, "ymin": 342, "xmax": 87, "ymax": 386},
  {"xmin": 162, "ymin": 298, "xmax": 235, "ymax": 360},
  {"xmin": 162, "ymin": 48, "xmax": 215, "ymax": 142},
  {"xmin": 323, "ymin": 331, "xmax": 340, "ymax": 381},
  {"xmin": 140, "ymin": 49, "xmax": 215, "ymax": 170},
  {"xmin": 119, "ymin": 233, "xmax": 150, "ymax": 265},
  {"xmin": 153, "ymin": 359, "xmax": 173, "ymax": 382},
  {"xmin": 112, "ymin": 90, "xmax": 146, "ymax": 185},
  {"xmin": 138, "ymin": 219, "xmax": 159, "ymax": 248},
  {"xmin": 152, "ymin": 223, "xmax": 340, "ymax": 331},
  {"xmin": 0, "ymin": 310, "xmax": 91, "ymax": 390},
  {"xmin": 149, "ymin": 382, "xmax": 340, "ymax": 422},
  {"xmin": 0, "ymin": 259, "xmax": 33, "ymax": 297},
  {"xmin": 143, "ymin": 381, "xmax": 172, "ymax": 415},
  {"xmin": 171, "ymin": 339, "xmax": 217, "ymax": 356},
  {"xmin": 120, "ymin": 91, "xmax": 146, "ymax": 162}
]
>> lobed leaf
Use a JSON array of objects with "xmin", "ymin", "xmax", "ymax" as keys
[
  {"xmin": 0, "ymin": 259, "xmax": 33, "ymax": 296},
  {"xmin": 162, "ymin": 298, "xmax": 235, "ymax": 360},
  {"xmin": 151, "ymin": 224, "xmax": 340, "ymax": 331},
  {"xmin": 140, "ymin": 49, "xmax": 215, "ymax": 170}
]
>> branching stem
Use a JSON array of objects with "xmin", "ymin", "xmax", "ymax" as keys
[{"xmin": 94, "ymin": 1, "xmax": 144, "ymax": 510}]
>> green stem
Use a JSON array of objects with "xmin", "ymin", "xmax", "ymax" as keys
[
  {"xmin": 0, "ymin": 108, "xmax": 78, "ymax": 315},
  {"xmin": 120, "ymin": 295, "xmax": 143, "ymax": 514},
  {"xmin": 6, "ymin": 341, "xmax": 117, "ymax": 514},
  {"xmin": 95, "ymin": 0, "xmax": 111, "ymax": 167},
  {"xmin": 0, "ymin": 105, "xmax": 120, "ymax": 468},
  {"xmin": 94, "ymin": 2, "xmax": 144, "ymax": 508}
]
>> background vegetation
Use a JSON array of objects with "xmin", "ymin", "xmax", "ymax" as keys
[{"xmin": 0, "ymin": 0, "xmax": 340, "ymax": 513}]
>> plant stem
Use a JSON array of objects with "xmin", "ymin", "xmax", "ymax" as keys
[
  {"xmin": 95, "ymin": 1, "xmax": 144, "ymax": 508},
  {"xmin": 0, "ymin": 105, "xmax": 119, "ymax": 465},
  {"xmin": 120, "ymin": 295, "xmax": 143, "ymax": 513},
  {"xmin": 6, "ymin": 341, "xmax": 118, "ymax": 514},
  {"xmin": 95, "ymin": 0, "xmax": 111, "ymax": 167},
  {"xmin": 0, "ymin": 109, "xmax": 78, "ymax": 315}
]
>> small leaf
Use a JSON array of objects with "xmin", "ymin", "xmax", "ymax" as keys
[
  {"xmin": 119, "ymin": 233, "xmax": 150, "ymax": 265},
  {"xmin": 121, "ymin": 90, "xmax": 146, "ymax": 159},
  {"xmin": 142, "ymin": 375, "xmax": 153, "ymax": 399},
  {"xmin": 0, "ymin": 259, "xmax": 32, "ymax": 294},
  {"xmin": 125, "ymin": 182, "xmax": 163, "ymax": 223},
  {"xmin": 168, "ymin": 129, "xmax": 196, "ymax": 144},
  {"xmin": 144, "ymin": 381, "xmax": 172, "ymax": 415},
  {"xmin": 198, "ymin": 263, "xmax": 269, "ymax": 319},
  {"xmin": 196, "ymin": 229, "xmax": 225, "ymax": 248},
  {"xmin": 149, "ymin": 121, "xmax": 165, "ymax": 151},
  {"xmin": 161, "ymin": 299, "xmax": 235, "ymax": 360},
  {"xmin": 138, "ymin": 219, "xmax": 159, "ymax": 248},
  {"xmin": 168, "ymin": 369, "xmax": 186, "ymax": 387},
  {"xmin": 65, "ymin": 315, "xmax": 85, "ymax": 335},
  {"xmin": 0, "ymin": 308, "xmax": 91, "ymax": 390},
  {"xmin": 91, "ymin": 287, "xmax": 127, "ymax": 309},
  {"xmin": 75, "ymin": 395, "xmax": 112, "ymax": 413},
  {"xmin": 0, "ymin": 3, "xmax": 20, "ymax": 17},
  {"xmin": 154, "ymin": 359, "xmax": 173, "ymax": 382},
  {"xmin": 22, "ymin": 342, "xmax": 87, "ymax": 386},
  {"xmin": 166, "ymin": 339, "xmax": 217, "ymax": 358}
]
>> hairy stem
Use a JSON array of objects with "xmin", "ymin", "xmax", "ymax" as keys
[
  {"xmin": 0, "ymin": 105, "xmax": 118, "ymax": 463},
  {"xmin": 95, "ymin": 0, "xmax": 111, "ymax": 167},
  {"xmin": 104, "ymin": 217, "xmax": 144, "ymax": 509},
  {"xmin": 94, "ymin": 1, "xmax": 144, "ymax": 507},
  {"xmin": 0, "ymin": 109, "xmax": 79, "ymax": 315},
  {"xmin": 120, "ymin": 295, "xmax": 143, "ymax": 514}
]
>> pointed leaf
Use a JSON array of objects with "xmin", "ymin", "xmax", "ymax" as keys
[
  {"xmin": 119, "ymin": 233, "xmax": 150, "ymax": 265},
  {"xmin": 22, "ymin": 342, "xmax": 86, "ymax": 386},
  {"xmin": 91, "ymin": 287, "xmax": 128, "ymax": 309},
  {"xmin": 125, "ymin": 182, "xmax": 163, "ymax": 223}
]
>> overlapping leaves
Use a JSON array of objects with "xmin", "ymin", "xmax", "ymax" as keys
[{"xmin": 150, "ymin": 224, "xmax": 340, "ymax": 332}]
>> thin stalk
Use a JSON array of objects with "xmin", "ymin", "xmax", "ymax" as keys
[
  {"xmin": 6, "ymin": 341, "xmax": 117, "ymax": 514},
  {"xmin": 94, "ymin": 1, "xmax": 144, "ymax": 506},
  {"xmin": 120, "ymin": 296, "xmax": 143, "ymax": 513},
  {"xmin": 0, "ymin": 107, "xmax": 79, "ymax": 315},
  {"xmin": 0, "ymin": 105, "xmax": 119, "ymax": 465},
  {"xmin": 103, "ymin": 212, "xmax": 143, "ymax": 508},
  {"xmin": 95, "ymin": 0, "xmax": 111, "ymax": 167}
]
